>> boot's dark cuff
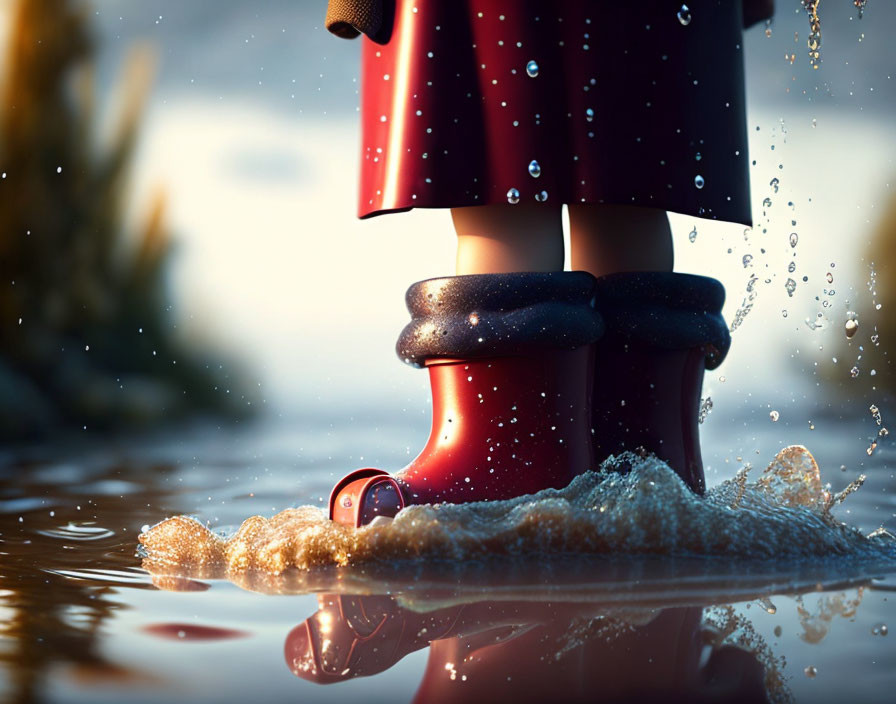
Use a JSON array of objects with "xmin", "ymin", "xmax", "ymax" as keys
[
  {"xmin": 595, "ymin": 272, "xmax": 731, "ymax": 370},
  {"xmin": 397, "ymin": 272, "xmax": 604, "ymax": 367}
]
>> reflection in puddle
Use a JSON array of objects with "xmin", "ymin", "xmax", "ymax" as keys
[{"xmin": 286, "ymin": 597, "xmax": 778, "ymax": 702}]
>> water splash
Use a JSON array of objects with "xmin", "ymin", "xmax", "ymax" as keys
[
  {"xmin": 730, "ymin": 274, "xmax": 759, "ymax": 332},
  {"xmin": 801, "ymin": 1, "xmax": 822, "ymax": 69},
  {"xmin": 866, "ymin": 404, "xmax": 889, "ymax": 455},
  {"xmin": 698, "ymin": 396, "xmax": 713, "ymax": 424},
  {"xmin": 140, "ymin": 446, "xmax": 895, "ymax": 575}
]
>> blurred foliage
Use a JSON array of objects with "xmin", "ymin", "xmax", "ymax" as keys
[
  {"xmin": 0, "ymin": 0, "xmax": 254, "ymax": 440},
  {"xmin": 825, "ymin": 187, "xmax": 896, "ymax": 398}
]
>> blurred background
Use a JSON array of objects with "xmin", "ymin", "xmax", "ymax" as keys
[{"xmin": 0, "ymin": 0, "xmax": 894, "ymax": 451}]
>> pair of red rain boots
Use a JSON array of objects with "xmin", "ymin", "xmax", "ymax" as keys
[{"xmin": 329, "ymin": 271, "xmax": 730, "ymax": 527}]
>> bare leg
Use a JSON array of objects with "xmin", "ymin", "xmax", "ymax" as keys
[
  {"xmin": 453, "ymin": 204, "xmax": 564, "ymax": 275},
  {"xmin": 568, "ymin": 204, "xmax": 673, "ymax": 278}
]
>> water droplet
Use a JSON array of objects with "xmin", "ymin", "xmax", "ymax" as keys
[
  {"xmin": 804, "ymin": 666, "xmax": 817, "ymax": 678},
  {"xmin": 770, "ymin": 410, "xmax": 780, "ymax": 422},
  {"xmin": 585, "ymin": 108, "xmax": 594, "ymax": 122},
  {"xmin": 535, "ymin": 190, "xmax": 549, "ymax": 202},
  {"xmin": 845, "ymin": 318, "xmax": 859, "ymax": 339},
  {"xmin": 506, "ymin": 188, "xmax": 521, "ymax": 204},
  {"xmin": 871, "ymin": 623, "xmax": 888, "ymax": 636},
  {"xmin": 782, "ymin": 309, "xmax": 788, "ymax": 318},
  {"xmin": 762, "ymin": 197, "xmax": 772, "ymax": 208},
  {"xmin": 526, "ymin": 60, "xmax": 539, "ymax": 77},
  {"xmin": 774, "ymin": 625, "xmax": 783, "ymax": 637},
  {"xmin": 698, "ymin": 397, "xmax": 713, "ymax": 424},
  {"xmin": 689, "ymin": 227, "xmax": 697, "ymax": 243},
  {"xmin": 850, "ymin": 365, "xmax": 860, "ymax": 378},
  {"xmin": 788, "ymin": 261, "xmax": 796, "ymax": 274},
  {"xmin": 677, "ymin": 4, "xmax": 692, "ymax": 25},
  {"xmin": 826, "ymin": 272, "xmax": 833, "ymax": 284},
  {"xmin": 695, "ymin": 151, "xmax": 702, "ymax": 161},
  {"xmin": 742, "ymin": 254, "xmax": 753, "ymax": 268},
  {"xmin": 770, "ymin": 177, "xmax": 780, "ymax": 193},
  {"xmin": 694, "ymin": 174, "xmax": 705, "ymax": 189},
  {"xmin": 528, "ymin": 160, "xmax": 542, "ymax": 178},
  {"xmin": 789, "ymin": 232, "xmax": 799, "ymax": 247},
  {"xmin": 785, "ymin": 279, "xmax": 796, "ymax": 297}
]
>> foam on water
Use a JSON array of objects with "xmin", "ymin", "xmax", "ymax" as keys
[{"xmin": 139, "ymin": 446, "xmax": 896, "ymax": 575}]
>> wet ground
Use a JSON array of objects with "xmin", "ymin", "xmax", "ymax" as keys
[{"xmin": 1, "ymin": 397, "xmax": 895, "ymax": 704}]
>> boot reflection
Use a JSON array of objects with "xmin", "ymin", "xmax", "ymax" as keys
[{"xmin": 285, "ymin": 595, "xmax": 769, "ymax": 703}]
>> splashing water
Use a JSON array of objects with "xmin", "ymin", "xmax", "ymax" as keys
[
  {"xmin": 866, "ymin": 405, "xmax": 889, "ymax": 455},
  {"xmin": 730, "ymin": 274, "xmax": 759, "ymax": 332},
  {"xmin": 698, "ymin": 396, "xmax": 713, "ymax": 423},
  {"xmin": 801, "ymin": 1, "xmax": 822, "ymax": 69},
  {"xmin": 139, "ymin": 446, "xmax": 895, "ymax": 575}
]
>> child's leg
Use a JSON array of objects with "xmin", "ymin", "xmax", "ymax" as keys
[
  {"xmin": 568, "ymin": 204, "xmax": 673, "ymax": 278},
  {"xmin": 452, "ymin": 204, "xmax": 564, "ymax": 275}
]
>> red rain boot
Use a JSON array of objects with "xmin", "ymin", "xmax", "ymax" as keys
[
  {"xmin": 329, "ymin": 272, "xmax": 603, "ymax": 526},
  {"xmin": 591, "ymin": 272, "xmax": 731, "ymax": 494}
]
